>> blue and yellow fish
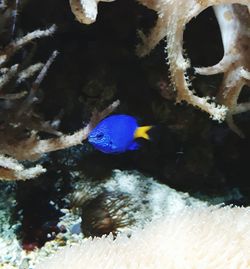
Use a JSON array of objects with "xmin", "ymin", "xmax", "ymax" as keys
[{"xmin": 88, "ymin": 114, "xmax": 152, "ymax": 153}]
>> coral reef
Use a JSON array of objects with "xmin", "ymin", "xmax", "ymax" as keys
[
  {"xmin": 0, "ymin": 27, "xmax": 119, "ymax": 181},
  {"xmin": 0, "ymin": 170, "xmax": 206, "ymax": 268},
  {"xmin": 137, "ymin": 0, "xmax": 250, "ymax": 136},
  {"xmin": 0, "ymin": 10, "xmax": 57, "ymax": 180},
  {"xmin": 0, "ymin": 180, "xmax": 84, "ymax": 268},
  {"xmin": 70, "ymin": 0, "xmax": 250, "ymax": 136},
  {"xmin": 72, "ymin": 170, "xmax": 205, "ymax": 236},
  {"xmin": 35, "ymin": 206, "xmax": 250, "ymax": 269},
  {"xmin": 0, "ymin": 183, "xmax": 22, "ymax": 267},
  {"xmin": 0, "ymin": 92, "xmax": 118, "ymax": 180},
  {"xmin": 0, "ymin": 1, "xmax": 250, "ymax": 268},
  {"xmin": 196, "ymin": 4, "xmax": 250, "ymax": 137},
  {"xmin": 0, "ymin": 1, "xmax": 119, "ymax": 181}
]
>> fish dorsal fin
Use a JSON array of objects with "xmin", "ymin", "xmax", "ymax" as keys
[{"xmin": 134, "ymin": 126, "xmax": 152, "ymax": 140}]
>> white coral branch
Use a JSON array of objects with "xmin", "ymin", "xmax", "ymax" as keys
[
  {"xmin": 137, "ymin": 0, "xmax": 250, "ymax": 127},
  {"xmin": 0, "ymin": 64, "xmax": 18, "ymax": 89},
  {"xmin": 69, "ymin": 0, "xmax": 115, "ymax": 24},
  {"xmin": 196, "ymin": 4, "xmax": 250, "ymax": 137},
  {"xmin": 0, "ymin": 25, "xmax": 56, "ymax": 67},
  {"xmin": 17, "ymin": 63, "xmax": 44, "ymax": 84},
  {"xmin": 0, "ymin": 24, "xmax": 60, "ymax": 181},
  {"xmin": 0, "ymin": 155, "xmax": 46, "ymax": 181}
]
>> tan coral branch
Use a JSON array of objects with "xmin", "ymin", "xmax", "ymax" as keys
[
  {"xmin": 196, "ymin": 4, "xmax": 250, "ymax": 137},
  {"xmin": 0, "ymin": 155, "xmax": 46, "ymax": 181},
  {"xmin": 0, "ymin": 100, "xmax": 120, "ymax": 161},
  {"xmin": 69, "ymin": 0, "xmax": 250, "ymax": 133},
  {"xmin": 137, "ymin": 0, "xmax": 250, "ymax": 125}
]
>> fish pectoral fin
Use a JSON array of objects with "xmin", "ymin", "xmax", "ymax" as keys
[
  {"xmin": 128, "ymin": 141, "xmax": 139, "ymax": 151},
  {"xmin": 134, "ymin": 126, "xmax": 153, "ymax": 140}
]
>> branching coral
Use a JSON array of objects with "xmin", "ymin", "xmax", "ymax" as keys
[
  {"xmin": 69, "ymin": 0, "xmax": 250, "ymax": 135},
  {"xmin": 0, "ymin": 94, "xmax": 119, "ymax": 180},
  {"xmin": 0, "ymin": 23, "xmax": 57, "ymax": 180},
  {"xmin": 0, "ymin": 155, "xmax": 45, "ymax": 181},
  {"xmin": 136, "ymin": 0, "xmax": 250, "ymax": 135},
  {"xmin": 0, "ymin": 3, "xmax": 120, "ymax": 180},
  {"xmin": 0, "ymin": 99, "xmax": 120, "ymax": 162},
  {"xmin": 196, "ymin": 4, "xmax": 250, "ymax": 136}
]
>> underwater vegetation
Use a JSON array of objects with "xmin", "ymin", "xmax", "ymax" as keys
[{"xmin": 0, "ymin": 0, "xmax": 249, "ymax": 268}]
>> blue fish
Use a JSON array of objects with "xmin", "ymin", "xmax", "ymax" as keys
[{"xmin": 88, "ymin": 114, "xmax": 152, "ymax": 153}]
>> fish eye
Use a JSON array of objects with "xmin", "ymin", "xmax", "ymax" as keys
[{"xmin": 96, "ymin": 132, "xmax": 104, "ymax": 140}]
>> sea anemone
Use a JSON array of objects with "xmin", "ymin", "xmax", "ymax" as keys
[{"xmin": 36, "ymin": 205, "xmax": 250, "ymax": 269}]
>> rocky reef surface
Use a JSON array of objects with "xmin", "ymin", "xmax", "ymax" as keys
[{"xmin": 0, "ymin": 169, "xmax": 243, "ymax": 268}]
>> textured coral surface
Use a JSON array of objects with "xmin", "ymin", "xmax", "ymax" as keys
[{"xmin": 36, "ymin": 206, "xmax": 250, "ymax": 269}]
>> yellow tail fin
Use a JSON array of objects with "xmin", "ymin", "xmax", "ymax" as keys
[{"xmin": 134, "ymin": 126, "xmax": 152, "ymax": 140}]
